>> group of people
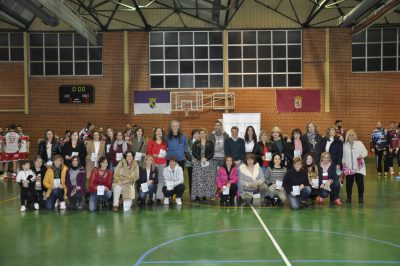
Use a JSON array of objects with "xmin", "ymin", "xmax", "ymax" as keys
[{"xmin": 2, "ymin": 119, "xmax": 394, "ymax": 212}]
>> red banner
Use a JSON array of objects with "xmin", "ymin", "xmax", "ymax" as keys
[{"xmin": 276, "ymin": 90, "xmax": 320, "ymax": 112}]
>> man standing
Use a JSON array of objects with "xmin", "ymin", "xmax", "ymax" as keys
[
  {"xmin": 386, "ymin": 122, "xmax": 399, "ymax": 176},
  {"xmin": 224, "ymin": 126, "xmax": 245, "ymax": 166},
  {"xmin": 371, "ymin": 121, "xmax": 388, "ymax": 176},
  {"xmin": 4, "ymin": 124, "xmax": 21, "ymax": 178},
  {"xmin": 208, "ymin": 120, "xmax": 229, "ymax": 176}
]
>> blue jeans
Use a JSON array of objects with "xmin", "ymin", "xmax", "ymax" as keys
[
  {"xmin": 287, "ymin": 186, "xmax": 311, "ymax": 210},
  {"xmin": 46, "ymin": 188, "xmax": 65, "ymax": 210},
  {"xmin": 139, "ymin": 184, "xmax": 155, "ymax": 201},
  {"xmin": 89, "ymin": 191, "xmax": 112, "ymax": 212}
]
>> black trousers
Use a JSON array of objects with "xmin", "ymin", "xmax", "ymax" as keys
[
  {"xmin": 20, "ymin": 188, "xmax": 38, "ymax": 205},
  {"xmin": 163, "ymin": 184, "xmax": 185, "ymax": 198},
  {"xmin": 187, "ymin": 166, "xmax": 193, "ymax": 198},
  {"xmin": 386, "ymin": 150, "xmax": 400, "ymax": 168},
  {"xmin": 346, "ymin": 173, "xmax": 364, "ymax": 200},
  {"xmin": 375, "ymin": 150, "xmax": 389, "ymax": 173},
  {"xmin": 220, "ymin": 183, "xmax": 238, "ymax": 202}
]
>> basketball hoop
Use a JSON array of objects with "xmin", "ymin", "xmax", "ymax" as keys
[{"xmin": 183, "ymin": 107, "xmax": 190, "ymax": 117}]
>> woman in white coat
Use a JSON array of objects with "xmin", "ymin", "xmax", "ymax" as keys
[{"xmin": 342, "ymin": 129, "xmax": 368, "ymax": 204}]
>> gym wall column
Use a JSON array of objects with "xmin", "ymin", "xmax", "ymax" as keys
[
  {"xmin": 324, "ymin": 28, "xmax": 330, "ymax": 113},
  {"xmin": 124, "ymin": 31, "xmax": 129, "ymax": 115}
]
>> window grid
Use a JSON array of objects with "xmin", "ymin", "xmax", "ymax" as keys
[
  {"xmin": 29, "ymin": 33, "xmax": 103, "ymax": 76},
  {"xmin": 352, "ymin": 28, "xmax": 399, "ymax": 72},
  {"xmin": 149, "ymin": 31, "xmax": 224, "ymax": 89},
  {"xmin": 0, "ymin": 33, "xmax": 24, "ymax": 62},
  {"xmin": 227, "ymin": 30, "xmax": 302, "ymax": 88}
]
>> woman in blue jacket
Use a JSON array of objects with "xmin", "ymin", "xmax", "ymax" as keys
[{"xmin": 166, "ymin": 120, "xmax": 188, "ymax": 170}]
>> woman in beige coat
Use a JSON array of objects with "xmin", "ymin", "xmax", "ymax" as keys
[
  {"xmin": 112, "ymin": 151, "xmax": 139, "ymax": 211},
  {"xmin": 85, "ymin": 131, "xmax": 105, "ymax": 179}
]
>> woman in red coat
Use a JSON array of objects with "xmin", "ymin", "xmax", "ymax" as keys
[
  {"xmin": 216, "ymin": 156, "xmax": 238, "ymax": 207},
  {"xmin": 88, "ymin": 157, "xmax": 113, "ymax": 212}
]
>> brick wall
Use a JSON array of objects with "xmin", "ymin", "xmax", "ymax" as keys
[{"xmin": 0, "ymin": 28, "xmax": 399, "ymax": 157}]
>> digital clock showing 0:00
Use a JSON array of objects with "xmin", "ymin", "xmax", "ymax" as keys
[{"xmin": 59, "ymin": 85, "xmax": 95, "ymax": 103}]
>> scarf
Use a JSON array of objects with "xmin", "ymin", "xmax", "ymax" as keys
[
  {"xmin": 307, "ymin": 132, "xmax": 316, "ymax": 143},
  {"xmin": 113, "ymin": 140, "xmax": 128, "ymax": 153},
  {"xmin": 69, "ymin": 168, "xmax": 80, "ymax": 186},
  {"xmin": 53, "ymin": 167, "xmax": 61, "ymax": 180},
  {"xmin": 320, "ymin": 161, "xmax": 331, "ymax": 172}
]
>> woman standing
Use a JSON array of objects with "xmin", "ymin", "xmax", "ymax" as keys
[
  {"xmin": 65, "ymin": 156, "xmax": 87, "ymax": 209},
  {"xmin": 191, "ymin": 129, "xmax": 215, "ymax": 202},
  {"xmin": 282, "ymin": 157, "xmax": 312, "ymax": 210},
  {"xmin": 38, "ymin": 130, "xmax": 61, "ymax": 164},
  {"xmin": 320, "ymin": 127, "xmax": 343, "ymax": 171},
  {"xmin": 303, "ymin": 122, "xmax": 323, "ymax": 164},
  {"xmin": 342, "ymin": 130, "xmax": 368, "ymax": 204},
  {"xmin": 317, "ymin": 152, "xmax": 342, "ymax": 206},
  {"xmin": 254, "ymin": 131, "xmax": 278, "ymax": 173},
  {"xmin": 130, "ymin": 127, "xmax": 148, "ymax": 167},
  {"xmin": 186, "ymin": 129, "xmax": 200, "ymax": 198},
  {"xmin": 285, "ymin": 128, "xmax": 307, "ymax": 169},
  {"xmin": 112, "ymin": 151, "xmax": 139, "ymax": 211},
  {"xmin": 61, "ymin": 131, "xmax": 87, "ymax": 168},
  {"xmin": 244, "ymin": 126, "xmax": 257, "ymax": 153},
  {"xmin": 104, "ymin": 128, "xmax": 115, "ymax": 167},
  {"xmin": 85, "ymin": 131, "xmax": 105, "ymax": 179},
  {"xmin": 88, "ymin": 157, "xmax": 113, "ymax": 212},
  {"xmin": 147, "ymin": 127, "xmax": 167, "ymax": 204},
  {"xmin": 216, "ymin": 156, "xmax": 238, "ymax": 207},
  {"xmin": 270, "ymin": 127, "xmax": 287, "ymax": 166},
  {"xmin": 166, "ymin": 120, "xmax": 188, "ymax": 170},
  {"xmin": 109, "ymin": 131, "xmax": 130, "ymax": 171}
]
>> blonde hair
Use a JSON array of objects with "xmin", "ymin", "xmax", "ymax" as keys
[
  {"xmin": 199, "ymin": 128, "xmax": 208, "ymax": 136},
  {"xmin": 345, "ymin": 129, "xmax": 358, "ymax": 142},
  {"xmin": 320, "ymin": 152, "xmax": 331, "ymax": 162},
  {"xmin": 271, "ymin": 126, "xmax": 282, "ymax": 133},
  {"xmin": 144, "ymin": 155, "xmax": 155, "ymax": 170}
]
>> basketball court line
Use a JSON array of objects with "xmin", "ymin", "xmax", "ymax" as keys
[{"xmin": 250, "ymin": 204, "xmax": 292, "ymax": 266}]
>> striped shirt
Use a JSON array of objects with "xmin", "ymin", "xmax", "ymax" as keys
[{"xmin": 266, "ymin": 167, "xmax": 287, "ymax": 183}]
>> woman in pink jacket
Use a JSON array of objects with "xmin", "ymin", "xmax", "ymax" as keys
[{"xmin": 216, "ymin": 156, "xmax": 238, "ymax": 207}]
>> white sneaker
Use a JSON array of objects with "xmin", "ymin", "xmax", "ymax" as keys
[
  {"xmin": 60, "ymin": 202, "xmax": 66, "ymax": 210},
  {"xmin": 176, "ymin": 198, "xmax": 182, "ymax": 206},
  {"xmin": 55, "ymin": 201, "xmax": 59, "ymax": 209},
  {"xmin": 34, "ymin": 203, "xmax": 39, "ymax": 210},
  {"xmin": 164, "ymin": 198, "xmax": 169, "ymax": 205},
  {"xmin": 20, "ymin": 205, "xmax": 26, "ymax": 212}
]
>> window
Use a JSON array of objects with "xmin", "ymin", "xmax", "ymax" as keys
[
  {"xmin": 29, "ymin": 33, "xmax": 103, "ymax": 76},
  {"xmin": 352, "ymin": 28, "xmax": 399, "ymax": 72},
  {"xmin": 0, "ymin": 32, "xmax": 24, "ymax": 61},
  {"xmin": 228, "ymin": 30, "xmax": 302, "ymax": 87},
  {"xmin": 149, "ymin": 31, "xmax": 223, "ymax": 89}
]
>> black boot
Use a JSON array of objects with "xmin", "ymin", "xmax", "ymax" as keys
[
  {"xmin": 229, "ymin": 196, "xmax": 235, "ymax": 207},
  {"xmin": 220, "ymin": 196, "xmax": 227, "ymax": 206}
]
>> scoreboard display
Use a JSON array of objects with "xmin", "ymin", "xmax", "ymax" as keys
[{"xmin": 59, "ymin": 85, "xmax": 95, "ymax": 103}]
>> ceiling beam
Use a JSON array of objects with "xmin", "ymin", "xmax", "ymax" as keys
[
  {"xmin": 131, "ymin": 0, "xmax": 151, "ymax": 31},
  {"xmin": 303, "ymin": 0, "xmax": 330, "ymax": 27},
  {"xmin": 352, "ymin": 0, "xmax": 400, "ymax": 34}
]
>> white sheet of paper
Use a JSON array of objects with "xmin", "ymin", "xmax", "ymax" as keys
[
  {"xmin": 322, "ymin": 180, "xmax": 328, "ymax": 185},
  {"xmin": 312, "ymin": 178, "xmax": 319, "ymax": 188},
  {"xmin": 275, "ymin": 180, "xmax": 282, "ymax": 190},
  {"xmin": 123, "ymin": 200, "xmax": 131, "ymax": 211},
  {"xmin": 106, "ymin": 144, "xmax": 111, "ymax": 153},
  {"xmin": 265, "ymin": 152, "xmax": 272, "ymax": 161},
  {"xmin": 53, "ymin": 179, "xmax": 61, "ymax": 188},
  {"xmin": 292, "ymin": 185, "xmax": 300, "ymax": 196},
  {"xmin": 159, "ymin": 149, "xmax": 166, "ymax": 158},
  {"xmin": 253, "ymin": 193, "xmax": 261, "ymax": 199},
  {"xmin": 201, "ymin": 161, "xmax": 210, "ymax": 167},
  {"xmin": 97, "ymin": 185, "xmax": 105, "ymax": 196},
  {"xmin": 135, "ymin": 152, "xmax": 143, "ymax": 161},
  {"xmin": 141, "ymin": 183, "xmax": 149, "ymax": 193},
  {"xmin": 166, "ymin": 181, "xmax": 174, "ymax": 191},
  {"xmin": 71, "ymin": 152, "xmax": 79, "ymax": 157},
  {"xmin": 294, "ymin": 150, "xmax": 301, "ymax": 157},
  {"xmin": 222, "ymin": 186, "xmax": 230, "ymax": 195},
  {"xmin": 116, "ymin": 153, "xmax": 123, "ymax": 161},
  {"xmin": 91, "ymin": 153, "xmax": 98, "ymax": 162}
]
